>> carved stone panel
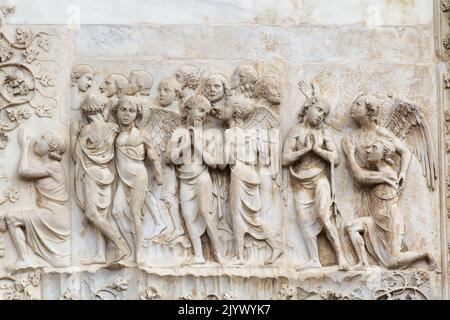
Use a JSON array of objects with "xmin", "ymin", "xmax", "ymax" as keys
[{"xmin": 0, "ymin": 0, "xmax": 447, "ymax": 300}]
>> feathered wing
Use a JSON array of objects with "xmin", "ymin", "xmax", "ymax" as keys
[
  {"xmin": 139, "ymin": 108, "xmax": 183, "ymax": 158},
  {"xmin": 242, "ymin": 106, "xmax": 282, "ymax": 189},
  {"xmin": 385, "ymin": 99, "xmax": 437, "ymax": 190}
]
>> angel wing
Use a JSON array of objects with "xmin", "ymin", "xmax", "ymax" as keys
[
  {"xmin": 138, "ymin": 107, "xmax": 182, "ymax": 158},
  {"xmin": 385, "ymin": 99, "xmax": 437, "ymax": 190},
  {"xmin": 242, "ymin": 106, "xmax": 282, "ymax": 189}
]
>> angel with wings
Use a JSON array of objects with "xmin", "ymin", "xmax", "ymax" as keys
[
  {"xmin": 222, "ymin": 95, "xmax": 283, "ymax": 265},
  {"xmin": 137, "ymin": 78, "xmax": 185, "ymax": 243},
  {"xmin": 342, "ymin": 93, "xmax": 437, "ymax": 270},
  {"xmin": 282, "ymin": 82, "xmax": 349, "ymax": 271}
]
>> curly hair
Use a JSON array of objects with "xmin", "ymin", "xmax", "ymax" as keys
[
  {"xmin": 71, "ymin": 64, "xmax": 94, "ymax": 87},
  {"xmin": 182, "ymin": 95, "xmax": 212, "ymax": 120},
  {"xmin": 232, "ymin": 65, "xmax": 258, "ymax": 96},
  {"xmin": 373, "ymin": 138, "xmax": 396, "ymax": 166},
  {"xmin": 45, "ymin": 131, "xmax": 66, "ymax": 161},
  {"xmin": 353, "ymin": 93, "xmax": 381, "ymax": 123},
  {"xmin": 80, "ymin": 94, "xmax": 107, "ymax": 116},
  {"xmin": 298, "ymin": 96, "xmax": 330, "ymax": 123},
  {"xmin": 158, "ymin": 77, "xmax": 183, "ymax": 99},
  {"xmin": 106, "ymin": 73, "xmax": 129, "ymax": 97},
  {"xmin": 254, "ymin": 77, "xmax": 279, "ymax": 100},
  {"xmin": 176, "ymin": 65, "xmax": 201, "ymax": 90},
  {"xmin": 112, "ymin": 96, "xmax": 143, "ymax": 125},
  {"xmin": 202, "ymin": 74, "xmax": 232, "ymax": 100},
  {"xmin": 129, "ymin": 70, "xmax": 153, "ymax": 96}
]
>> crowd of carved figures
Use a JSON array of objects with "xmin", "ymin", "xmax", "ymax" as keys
[{"xmin": 0, "ymin": 60, "xmax": 439, "ymax": 273}]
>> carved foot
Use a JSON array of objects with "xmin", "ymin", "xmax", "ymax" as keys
[
  {"xmin": 159, "ymin": 230, "xmax": 185, "ymax": 243},
  {"xmin": 265, "ymin": 247, "xmax": 283, "ymax": 266},
  {"xmin": 145, "ymin": 224, "xmax": 168, "ymax": 241},
  {"xmin": 81, "ymin": 255, "xmax": 105, "ymax": 265},
  {"xmin": 348, "ymin": 262, "xmax": 369, "ymax": 271},
  {"xmin": 296, "ymin": 259, "xmax": 322, "ymax": 270},
  {"xmin": 7, "ymin": 258, "xmax": 29, "ymax": 271},
  {"xmin": 183, "ymin": 256, "xmax": 206, "ymax": 266},
  {"xmin": 109, "ymin": 247, "xmax": 128, "ymax": 265},
  {"xmin": 426, "ymin": 253, "xmax": 437, "ymax": 271},
  {"xmin": 338, "ymin": 258, "xmax": 351, "ymax": 271},
  {"xmin": 230, "ymin": 256, "xmax": 245, "ymax": 266}
]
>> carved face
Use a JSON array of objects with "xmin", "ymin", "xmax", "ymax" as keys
[
  {"xmin": 117, "ymin": 101, "xmax": 137, "ymax": 126},
  {"xmin": 350, "ymin": 98, "xmax": 367, "ymax": 123},
  {"xmin": 77, "ymin": 73, "xmax": 94, "ymax": 93},
  {"xmin": 158, "ymin": 81, "xmax": 177, "ymax": 107},
  {"xmin": 304, "ymin": 101, "xmax": 329, "ymax": 127},
  {"xmin": 205, "ymin": 77, "xmax": 224, "ymax": 103},
  {"xmin": 99, "ymin": 76, "xmax": 116, "ymax": 97},
  {"xmin": 264, "ymin": 80, "xmax": 281, "ymax": 105},
  {"xmin": 230, "ymin": 70, "xmax": 242, "ymax": 90},
  {"xmin": 366, "ymin": 141, "xmax": 384, "ymax": 163},
  {"xmin": 127, "ymin": 73, "xmax": 139, "ymax": 96},
  {"xmin": 33, "ymin": 134, "xmax": 50, "ymax": 157},
  {"xmin": 187, "ymin": 103, "xmax": 210, "ymax": 124}
]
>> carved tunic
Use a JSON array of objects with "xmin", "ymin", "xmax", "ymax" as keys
[
  {"xmin": 227, "ymin": 127, "xmax": 269, "ymax": 239},
  {"xmin": 22, "ymin": 163, "xmax": 70, "ymax": 267},
  {"xmin": 75, "ymin": 122, "xmax": 118, "ymax": 218},
  {"xmin": 361, "ymin": 179, "xmax": 405, "ymax": 267},
  {"xmin": 289, "ymin": 126, "xmax": 332, "ymax": 239}
]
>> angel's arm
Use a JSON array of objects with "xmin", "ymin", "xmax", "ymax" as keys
[
  {"xmin": 311, "ymin": 129, "xmax": 339, "ymax": 166},
  {"xmin": 380, "ymin": 128, "xmax": 412, "ymax": 178},
  {"xmin": 282, "ymin": 129, "xmax": 310, "ymax": 166},
  {"xmin": 70, "ymin": 120, "xmax": 82, "ymax": 163},
  {"xmin": 342, "ymin": 137, "xmax": 392, "ymax": 186}
]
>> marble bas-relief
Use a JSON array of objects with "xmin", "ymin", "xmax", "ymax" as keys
[{"xmin": 0, "ymin": 0, "xmax": 447, "ymax": 300}]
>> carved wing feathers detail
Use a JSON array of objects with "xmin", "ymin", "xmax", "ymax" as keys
[
  {"xmin": 242, "ymin": 106, "xmax": 279, "ymax": 130},
  {"xmin": 139, "ymin": 108, "xmax": 182, "ymax": 157},
  {"xmin": 385, "ymin": 100, "xmax": 437, "ymax": 190}
]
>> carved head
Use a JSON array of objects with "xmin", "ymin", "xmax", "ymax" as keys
[
  {"xmin": 33, "ymin": 131, "xmax": 65, "ymax": 161},
  {"xmin": 183, "ymin": 95, "xmax": 212, "ymax": 125},
  {"xmin": 254, "ymin": 77, "xmax": 281, "ymax": 105},
  {"xmin": 114, "ymin": 97, "xmax": 142, "ymax": 127},
  {"xmin": 203, "ymin": 74, "xmax": 231, "ymax": 103},
  {"xmin": 366, "ymin": 138, "xmax": 396, "ymax": 166},
  {"xmin": 157, "ymin": 77, "xmax": 182, "ymax": 108},
  {"xmin": 80, "ymin": 94, "xmax": 107, "ymax": 119},
  {"xmin": 99, "ymin": 73, "xmax": 129, "ymax": 98},
  {"xmin": 298, "ymin": 96, "xmax": 330, "ymax": 127},
  {"xmin": 351, "ymin": 94, "xmax": 381, "ymax": 124},
  {"xmin": 230, "ymin": 65, "xmax": 258, "ymax": 97},
  {"xmin": 228, "ymin": 95, "xmax": 254, "ymax": 126},
  {"xmin": 71, "ymin": 64, "xmax": 95, "ymax": 92},
  {"xmin": 175, "ymin": 65, "xmax": 201, "ymax": 90},
  {"xmin": 127, "ymin": 70, "xmax": 153, "ymax": 96}
]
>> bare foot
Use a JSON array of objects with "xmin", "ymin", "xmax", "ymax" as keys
[
  {"xmin": 109, "ymin": 247, "xmax": 128, "ymax": 264},
  {"xmin": 183, "ymin": 256, "xmax": 206, "ymax": 266},
  {"xmin": 265, "ymin": 248, "xmax": 283, "ymax": 265},
  {"xmin": 81, "ymin": 254, "xmax": 105, "ymax": 265},
  {"xmin": 230, "ymin": 256, "xmax": 245, "ymax": 266},
  {"xmin": 296, "ymin": 259, "xmax": 322, "ymax": 270},
  {"xmin": 338, "ymin": 258, "xmax": 351, "ymax": 271},
  {"xmin": 160, "ymin": 230, "xmax": 185, "ymax": 243},
  {"xmin": 9, "ymin": 258, "xmax": 29, "ymax": 270},
  {"xmin": 145, "ymin": 224, "xmax": 168, "ymax": 241},
  {"xmin": 426, "ymin": 253, "xmax": 437, "ymax": 271},
  {"xmin": 349, "ymin": 262, "xmax": 369, "ymax": 271}
]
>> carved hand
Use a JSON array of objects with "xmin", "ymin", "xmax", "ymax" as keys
[
  {"xmin": 377, "ymin": 171, "xmax": 399, "ymax": 189},
  {"xmin": 304, "ymin": 133, "xmax": 314, "ymax": 151},
  {"xmin": 18, "ymin": 128, "xmax": 30, "ymax": 148},
  {"xmin": 341, "ymin": 136, "xmax": 356, "ymax": 157}
]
